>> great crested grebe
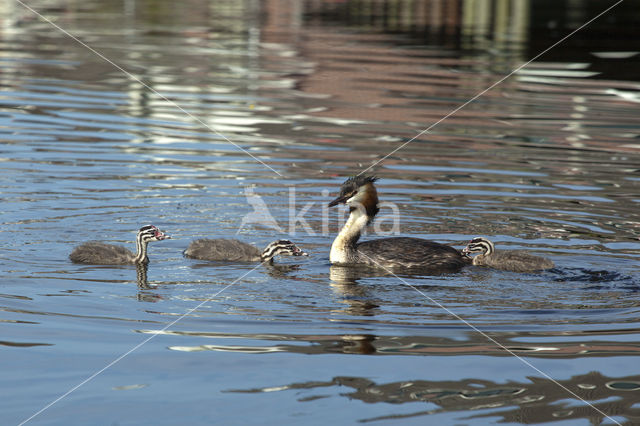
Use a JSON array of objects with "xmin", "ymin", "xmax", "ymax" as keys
[
  {"xmin": 462, "ymin": 237, "xmax": 554, "ymax": 272},
  {"xmin": 184, "ymin": 238, "xmax": 308, "ymax": 264},
  {"xmin": 328, "ymin": 176, "xmax": 468, "ymax": 271},
  {"xmin": 69, "ymin": 225, "xmax": 170, "ymax": 265}
]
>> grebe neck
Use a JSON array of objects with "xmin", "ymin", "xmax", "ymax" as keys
[
  {"xmin": 476, "ymin": 239, "xmax": 495, "ymax": 258},
  {"xmin": 134, "ymin": 234, "xmax": 149, "ymax": 264},
  {"xmin": 330, "ymin": 206, "xmax": 369, "ymax": 263},
  {"xmin": 484, "ymin": 240, "xmax": 495, "ymax": 256}
]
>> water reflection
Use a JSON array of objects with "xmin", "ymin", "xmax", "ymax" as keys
[
  {"xmin": 2, "ymin": 0, "xmax": 640, "ymax": 425},
  {"xmin": 141, "ymin": 328, "xmax": 640, "ymax": 359},
  {"xmin": 134, "ymin": 263, "xmax": 166, "ymax": 303},
  {"xmin": 136, "ymin": 263, "xmax": 150, "ymax": 289},
  {"xmin": 227, "ymin": 371, "xmax": 640, "ymax": 424},
  {"xmin": 0, "ymin": 340, "xmax": 53, "ymax": 348},
  {"xmin": 329, "ymin": 264, "xmax": 387, "ymax": 285}
]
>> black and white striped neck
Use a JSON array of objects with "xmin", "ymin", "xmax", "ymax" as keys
[
  {"xmin": 133, "ymin": 225, "xmax": 168, "ymax": 264},
  {"xmin": 134, "ymin": 231, "xmax": 151, "ymax": 263},
  {"xmin": 468, "ymin": 237, "xmax": 495, "ymax": 256}
]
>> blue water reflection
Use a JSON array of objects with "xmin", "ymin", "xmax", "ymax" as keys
[{"xmin": 1, "ymin": 1, "xmax": 640, "ymax": 425}]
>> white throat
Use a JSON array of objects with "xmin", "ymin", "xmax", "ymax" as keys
[{"xmin": 330, "ymin": 207, "xmax": 369, "ymax": 264}]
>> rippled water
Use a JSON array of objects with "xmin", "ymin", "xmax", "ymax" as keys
[{"xmin": 2, "ymin": 1, "xmax": 640, "ymax": 425}]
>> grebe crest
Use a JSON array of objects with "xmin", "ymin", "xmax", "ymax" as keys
[{"xmin": 328, "ymin": 175, "xmax": 379, "ymax": 223}]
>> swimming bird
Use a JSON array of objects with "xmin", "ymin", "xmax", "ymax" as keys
[
  {"xmin": 462, "ymin": 237, "xmax": 554, "ymax": 272},
  {"xmin": 184, "ymin": 239, "xmax": 308, "ymax": 264},
  {"xmin": 328, "ymin": 176, "xmax": 468, "ymax": 272},
  {"xmin": 69, "ymin": 225, "xmax": 170, "ymax": 265}
]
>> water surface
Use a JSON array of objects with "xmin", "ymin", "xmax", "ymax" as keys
[{"xmin": 1, "ymin": 1, "xmax": 640, "ymax": 425}]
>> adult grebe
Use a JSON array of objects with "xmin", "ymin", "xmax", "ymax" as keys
[
  {"xmin": 462, "ymin": 237, "xmax": 554, "ymax": 272},
  {"xmin": 69, "ymin": 225, "xmax": 170, "ymax": 265},
  {"xmin": 328, "ymin": 176, "xmax": 468, "ymax": 272},
  {"xmin": 184, "ymin": 239, "xmax": 308, "ymax": 264}
]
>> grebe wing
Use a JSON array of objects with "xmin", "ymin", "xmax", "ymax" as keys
[{"xmin": 356, "ymin": 237, "xmax": 466, "ymax": 270}]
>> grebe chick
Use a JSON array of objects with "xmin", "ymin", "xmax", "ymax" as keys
[
  {"xmin": 184, "ymin": 239, "xmax": 308, "ymax": 264},
  {"xmin": 462, "ymin": 237, "xmax": 554, "ymax": 273},
  {"xmin": 69, "ymin": 225, "xmax": 170, "ymax": 265},
  {"xmin": 328, "ymin": 176, "xmax": 468, "ymax": 272}
]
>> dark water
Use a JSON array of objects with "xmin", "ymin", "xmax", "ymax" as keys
[{"xmin": 2, "ymin": 1, "xmax": 640, "ymax": 424}]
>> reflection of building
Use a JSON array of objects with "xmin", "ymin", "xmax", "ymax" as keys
[
  {"xmin": 163, "ymin": 328, "xmax": 640, "ymax": 359},
  {"xmin": 227, "ymin": 370, "xmax": 640, "ymax": 424},
  {"xmin": 302, "ymin": 0, "xmax": 531, "ymax": 47},
  {"xmin": 301, "ymin": 0, "xmax": 640, "ymax": 52},
  {"xmin": 260, "ymin": 0, "xmax": 534, "ymax": 124},
  {"xmin": 168, "ymin": 327, "xmax": 640, "ymax": 422},
  {"xmin": 259, "ymin": 0, "xmax": 640, "ymax": 178},
  {"xmin": 298, "ymin": 0, "xmax": 640, "ymax": 79}
]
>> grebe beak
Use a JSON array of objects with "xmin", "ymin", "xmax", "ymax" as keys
[
  {"xmin": 293, "ymin": 247, "xmax": 309, "ymax": 256},
  {"xmin": 156, "ymin": 230, "xmax": 171, "ymax": 240},
  {"xmin": 328, "ymin": 194, "xmax": 349, "ymax": 207}
]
